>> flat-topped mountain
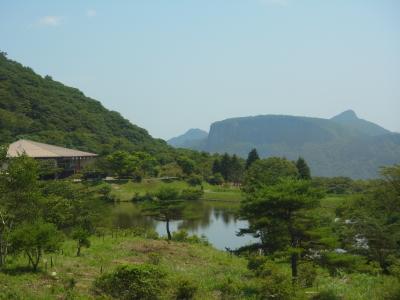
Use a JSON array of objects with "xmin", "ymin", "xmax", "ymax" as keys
[{"xmin": 170, "ymin": 111, "xmax": 400, "ymax": 178}]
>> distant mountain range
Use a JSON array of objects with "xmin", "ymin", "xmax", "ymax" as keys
[
  {"xmin": 168, "ymin": 128, "xmax": 208, "ymax": 149},
  {"xmin": 168, "ymin": 110, "xmax": 400, "ymax": 178}
]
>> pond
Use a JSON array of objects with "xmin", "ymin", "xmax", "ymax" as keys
[{"xmin": 103, "ymin": 200, "xmax": 257, "ymax": 251}]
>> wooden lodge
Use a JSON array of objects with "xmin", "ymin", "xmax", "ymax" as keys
[{"xmin": 7, "ymin": 139, "xmax": 97, "ymax": 177}]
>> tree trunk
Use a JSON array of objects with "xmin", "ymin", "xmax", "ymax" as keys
[
  {"xmin": 291, "ymin": 253, "xmax": 298, "ymax": 284},
  {"xmin": 166, "ymin": 219, "xmax": 172, "ymax": 240},
  {"xmin": 76, "ymin": 242, "xmax": 81, "ymax": 257}
]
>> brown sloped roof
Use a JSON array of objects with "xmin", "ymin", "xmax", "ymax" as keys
[{"xmin": 7, "ymin": 139, "xmax": 97, "ymax": 158}]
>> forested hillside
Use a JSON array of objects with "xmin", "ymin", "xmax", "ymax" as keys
[{"xmin": 0, "ymin": 52, "xmax": 168, "ymax": 154}]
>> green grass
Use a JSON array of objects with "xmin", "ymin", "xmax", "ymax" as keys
[
  {"xmin": 1, "ymin": 233, "xmax": 398, "ymax": 300},
  {"xmin": 110, "ymin": 180, "xmax": 243, "ymax": 202},
  {"xmin": 0, "ymin": 234, "xmax": 253, "ymax": 299}
]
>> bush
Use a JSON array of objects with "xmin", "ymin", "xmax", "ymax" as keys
[
  {"xmin": 172, "ymin": 230, "xmax": 209, "ymax": 245},
  {"xmin": 216, "ymin": 276, "xmax": 242, "ymax": 300},
  {"xmin": 312, "ymin": 289, "xmax": 342, "ymax": 300},
  {"xmin": 298, "ymin": 262, "xmax": 317, "ymax": 288},
  {"xmin": 181, "ymin": 188, "xmax": 204, "ymax": 200},
  {"xmin": 259, "ymin": 266, "xmax": 293, "ymax": 300},
  {"xmin": 375, "ymin": 277, "xmax": 400, "ymax": 300},
  {"xmin": 132, "ymin": 192, "xmax": 155, "ymax": 202},
  {"xmin": 93, "ymin": 264, "xmax": 165, "ymax": 300},
  {"xmin": 147, "ymin": 253, "xmax": 162, "ymax": 265},
  {"xmin": 175, "ymin": 278, "xmax": 198, "ymax": 300},
  {"xmin": 208, "ymin": 173, "xmax": 224, "ymax": 185},
  {"xmin": 186, "ymin": 175, "xmax": 203, "ymax": 186},
  {"xmin": 319, "ymin": 252, "xmax": 366, "ymax": 276},
  {"xmin": 247, "ymin": 255, "xmax": 269, "ymax": 273}
]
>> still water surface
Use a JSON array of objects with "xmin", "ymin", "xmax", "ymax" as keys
[{"xmin": 106, "ymin": 200, "xmax": 257, "ymax": 251}]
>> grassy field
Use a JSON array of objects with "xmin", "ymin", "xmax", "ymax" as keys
[
  {"xmin": 110, "ymin": 180, "xmax": 243, "ymax": 202},
  {"xmin": 0, "ymin": 232, "xmax": 398, "ymax": 300}
]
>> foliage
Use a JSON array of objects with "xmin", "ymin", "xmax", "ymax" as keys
[
  {"xmin": 245, "ymin": 148, "xmax": 259, "ymax": 170},
  {"xmin": 93, "ymin": 264, "xmax": 166, "ymax": 300},
  {"xmin": 338, "ymin": 165, "xmax": 400, "ymax": 273},
  {"xmin": 71, "ymin": 227, "xmax": 91, "ymax": 256},
  {"xmin": 181, "ymin": 188, "xmax": 204, "ymax": 200},
  {"xmin": 208, "ymin": 173, "xmax": 225, "ymax": 185},
  {"xmin": 175, "ymin": 278, "xmax": 198, "ymax": 300},
  {"xmin": 186, "ymin": 175, "xmax": 203, "ymax": 186},
  {"xmin": 242, "ymin": 157, "xmax": 299, "ymax": 194},
  {"xmin": 8, "ymin": 220, "xmax": 63, "ymax": 271},
  {"xmin": 141, "ymin": 187, "xmax": 184, "ymax": 240},
  {"xmin": 296, "ymin": 157, "xmax": 311, "ymax": 180},
  {"xmin": 240, "ymin": 178, "xmax": 324, "ymax": 280},
  {"xmin": 0, "ymin": 52, "xmax": 169, "ymax": 155}
]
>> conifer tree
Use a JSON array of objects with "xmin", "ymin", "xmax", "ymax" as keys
[
  {"xmin": 245, "ymin": 148, "xmax": 260, "ymax": 170},
  {"xmin": 296, "ymin": 157, "xmax": 311, "ymax": 180}
]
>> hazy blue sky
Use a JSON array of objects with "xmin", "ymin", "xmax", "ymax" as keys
[{"xmin": 1, "ymin": 0, "xmax": 399, "ymax": 139}]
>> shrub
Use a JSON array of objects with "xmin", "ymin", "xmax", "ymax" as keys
[
  {"xmin": 181, "ymin": 188, "xmax": 204, "ymax": 200},
  {"xmin": 132, "ymin": 192, "xmax": 155, "ymax": 202},
  {"xmin": 216, "ymin": 276, "xmax": 242, "ymax": 300},
  {"xmin": 208, "ymin": 173, "xmax": 224, "ymax": 185},
  {"xmin": 312, "ymin": 289, "xmax": 342, "ymax": 300},
  {"xmin": 375, "ymin": 277, "xmax": 400, "ymax": 300},
  {"xmin": 247, "ymin": 255, "xmax": 269, "ymax": 273},
  {"xmin": 175, "ymin": 278, "xmax": 198, "ymax": 300},
  {"xmin": 298, "ymin": 262, "xmax": 317, "ymax": 288},
  {"xmin": 186, "ymin": 175, "xmax": 203, "ymax": 186},
  {"xmin": 319, "ymin": 252, "xmax": 366, "ymax": 276},
  {"xmin": 93, "ymin": 264, "xmax": 165, "ymax": 300},
  {"xmin": 147, "ymin": 252, "xmax": 162, "ymax": 265},
  {"xmin": 172, "ymin": 230, "xmax": 209, "ymax": 245}
]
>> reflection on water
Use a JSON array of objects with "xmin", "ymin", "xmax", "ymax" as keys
[{"xmin": 104, "ymin": 201, "xmax": 257, "ymax": 250}]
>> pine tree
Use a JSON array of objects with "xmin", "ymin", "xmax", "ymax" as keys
[
  {"xmin": 219, "ymin": 153, "xmax": 231, "ymax": 181},
  {"xmin": 296, "ymin": 157, "xmax": 311, "ymax": 180},
  {"xmin": 245, "ymin": 148, "xmax": 260, "ymax": 170}
]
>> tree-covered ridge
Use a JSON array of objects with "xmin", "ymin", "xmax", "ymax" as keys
[{"xmin": 0, "ymin": 52, "xmax": 168, "ymax": 154}]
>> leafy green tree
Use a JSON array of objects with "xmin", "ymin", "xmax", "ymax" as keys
[
  {"xmin": 177, "ymin": 156, "xmax": 196, "ymax": 176},
  {"xmin": 243, "ymin": 157, "xmax": 299, "ymax": 194},
  {"xmin": 141, "ymin": 187, "xmax": 183, "ymax": 240},
  {"xmin": 228, "ymin": 155, "xmax": 245, "ymax": 184},
  {"xmin": 245, "ymin": 148, "xmax": 260, "ymax": 170},
  {"xmin": 106, "ymin": 151, "xmax": 139, "ymax": 178},
  {"xmin": 296, "ymin": 157, "xmax": 311, "ymax": 180},
  {"xmin": 339, "ymin": 165, "xmax": 400, "ymax": 273},
  {"xmin": 212, "ymin": 159, "xmax": 221, "ymax": 174},
  {"xmin": 219, "ymin": 153, "xmax": 231, "ymax": 181},
  {"xmin": 72, "ymin": 227, "xmax": 91, "ymax": 257},
  {"xmin": 240, "ymin": 179, "xmax": 323, "ymax": 282},
  {"xmin": 9, "ymin": 220, "xmax": 63, "ymax": 271},
  {"xmin": 0, "ymin": 152, "xmax": 41, "ymax": 267}
]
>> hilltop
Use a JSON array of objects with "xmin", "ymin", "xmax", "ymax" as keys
[
  {"xmin": 170, "ymin": 111, "xmax": 400, "ymax": 178},
  {"xmin": 0, "ymin": 52, "xmax": 169, "ymax": 154}
]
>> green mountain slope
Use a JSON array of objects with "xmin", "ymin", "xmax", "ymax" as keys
[
  {"xmin": 330, "ymin": 109, "xmax": 390, "ymax": 136},
  {"xmin": 172, "ymin": 113, "xmax": 400, "ymax": 178},
  {"xmin": 0, "ymin": 53, "xmax": 168, "ymax": 154}
]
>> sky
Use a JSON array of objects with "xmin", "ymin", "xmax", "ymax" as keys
[{"xmin": 0, "ymin": 0, "xmax": 399, "ymax": 139}]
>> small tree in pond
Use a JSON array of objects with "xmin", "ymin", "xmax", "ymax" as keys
[
  {"xmin": 72, "ymin": 227, "xmax": 91, "ymax": 256},
  {"xmin": 296, "ymin": 157, "xmax": 311, "ymax": 180},
  {"xmin": 142, "ymin": 187, "xmax": 183, "ymax": 240},
  {"xmin": 9, "ymin": 220, "xmax": 63, "ymax": 271},
  {"xmin": 240, "ymin": 179, "xmax": 323, "ymax": 282},
  {"xmin": 245, "ymin": 148, "xmax": 260, "ymax": 170}
]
